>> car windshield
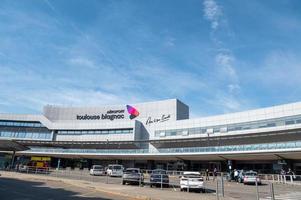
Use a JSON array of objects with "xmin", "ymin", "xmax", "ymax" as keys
[
  {"xmin": 183, "ymin": 174, "xmax": 201, "ymax": 178},
  {"xmin": 113, "ymin": 166, "xmax": 122, "ymax": 170},
  {"xmin": 125, "ymin": 169, "xmax": 139, "ymax": 173},
  {"xmin": 93, "ymin": 166, "xmax": 103, "ymax": 170},
  {"xmin": 246, "ymin": 172, "xmax": 257, "ymax": 176},
  {"xmin": 152, "ymin": 170, "xmax": 166, "ymax": 174}
]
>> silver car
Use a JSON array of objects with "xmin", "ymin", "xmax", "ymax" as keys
[
  {"xmin": 243, "ymin": 171, "xmax": 261, "ymax": 185},
  {"xmin": 122, "ymin": 168, "xmax": 144, "ymax": 185}
]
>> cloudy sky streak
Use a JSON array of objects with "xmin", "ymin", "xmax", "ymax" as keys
[{"xmin": 0, "ymin": 0, "xmax": 301, "ymax": 117}]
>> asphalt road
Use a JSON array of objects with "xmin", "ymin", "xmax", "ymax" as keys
[
  {"xmin": 0, "ymin": 176, "xmax": 129, "ymax": 200},
  {"xmin": 46, "ymin": 170, "xmax": 301, "ymax": 200},
  {"xmin": 2, "ymin": 171, "xmax": 301, "ymax": 200}
]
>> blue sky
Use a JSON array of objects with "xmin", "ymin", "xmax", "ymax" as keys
[{"xmin": 1, "ymin": 0, "xmax": 301, "ymax": 117}]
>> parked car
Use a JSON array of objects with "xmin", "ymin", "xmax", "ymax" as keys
[
  {"xmin": 150, "ymin": 169, "xmax": 169, "ymax": 187},
  {"xmin": 89, "ymin": 165, "xmax": 106, "ymax": 176},
  {"xmin": 122, "ymin": 168, "xmax": 144, "ymax": 185},
  {"xmin": 180, "ymin": 171, "xmax": 205, "ymax": 193},
  {"xmin": 18, "ymin": 164, "xmax": 29, "ymax": 172},
  {"xmin": 243, "ymin": 171, "xmax": 261, "ymax": 185},
  {"xmin": 106, "ymin": 164, "xmax": 124, "ymax": 177}
]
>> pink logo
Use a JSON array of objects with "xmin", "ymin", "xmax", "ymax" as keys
[{"xmin": 126, "ymin": 105, "xmax": 139, "ymax": 119}]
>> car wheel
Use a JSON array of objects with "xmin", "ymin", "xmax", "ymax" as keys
[
  {"xmin": 201, "ymin": 189, "xmax": 205, "ymax": 193},
  {"xmin": 122, "ymin": 181, "xmax": 125, "ymax": 185}
]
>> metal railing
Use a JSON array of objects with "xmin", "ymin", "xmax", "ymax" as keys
[{"xmin": 259, "ymin": 174, "xmax": 301, "ymax": 185}]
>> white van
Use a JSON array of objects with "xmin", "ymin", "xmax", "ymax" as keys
[{"xmin": 106, "ymin": 164, "xmax": 124, "ymax": 177}]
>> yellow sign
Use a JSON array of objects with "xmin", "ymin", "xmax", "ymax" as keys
[
  {"xmin": 31, "ymin": 157, "xmax": 51, "ymax": 161},
  {"xmin": 36, "ymin": 162, "xmax": 44, "ymax": 167}
]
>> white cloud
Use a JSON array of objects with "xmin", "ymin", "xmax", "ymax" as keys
[
  {"xmin": 68, "ymin": 57, "xmax": 95, "ymax": 68},
  {"xmin": 203, "ymin": 0, "xmax": 222, "ymax": 30},
  {"xmin": 227, "ymin": 84, "xmax": 240, "ymax": 93},
  {"xmin": 203, "ymin": 1, "xmax": 242, "ymax": 103},
  {"xmin": 164, "ymin": 36, "xmax": 176, "ymax": 47},
  {"xmin": 218, "ymin": 95, "xmax": 241, "ymax": 111},
  {"xmin": 249, "ymin": 51, "xmax": 301, "ymax": 87},
  {"xmin": 215, "ymin": 52, "xmax": 237, "ymax": 80}
]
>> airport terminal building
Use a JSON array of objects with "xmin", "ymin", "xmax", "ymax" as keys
[{"xmin": 1, "ymin": 99, "xmax": 301, "ymax": 174}]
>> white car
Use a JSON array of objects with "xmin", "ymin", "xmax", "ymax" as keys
[
  {"xmin": 89, "ymin": 165, "xmax": 106, "ymax": 176},
  {"xmin": 106, "ymin": 164, "xmax": 124, "ymax": 177},
  {"xmin": 18, "ymin": 164, "xmax": 29, "ymax": 172},
  {"xmin": 180, "ymin": 171, "xmax": 205, "ymax": 193}
]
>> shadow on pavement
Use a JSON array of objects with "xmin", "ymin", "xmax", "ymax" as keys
[{"xmin": 0, "ymin": 177, "xmax": 114, "ymax": 200}]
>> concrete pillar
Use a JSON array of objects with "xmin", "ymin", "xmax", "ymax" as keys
[
  {"xmin": 10, "ymin": 151, "xmax": 16, "ymax": 170},
  {"xmin": 56, "ymin": 158, "xmax": 61, "ymax": 170}
]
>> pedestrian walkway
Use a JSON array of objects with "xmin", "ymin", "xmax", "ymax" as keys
[{"xmin": 260, "ymin": 192, "xmax": 301, "ymax": 200}]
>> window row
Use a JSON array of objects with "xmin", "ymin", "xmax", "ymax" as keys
[
  {"xmin": 57, "ymin": 129, "xmax": 134, "ymax": 135},
  {"xmin": 155, "ymin": 115, "xmax": 301, "ymax": 137},
  {"xmin": 0, "ymin": 131, "xmax": 52, "ymax": 140},
  {"xmin": 0, "ymin": 120, "xmax": 45, "ymax": 128}
]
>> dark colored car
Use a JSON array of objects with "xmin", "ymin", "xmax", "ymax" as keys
[
  {"xmin": 150, "ymin": 169, "xmax": 169, "ymax": 187},
  {"xmin": 122, "ymin": 168, "xmax": 144, "ymax": 185}
]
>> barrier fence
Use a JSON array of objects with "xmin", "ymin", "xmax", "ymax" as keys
[{"xmin": 258, "ymin": 174, "xmax": 301, "ymax": 185}]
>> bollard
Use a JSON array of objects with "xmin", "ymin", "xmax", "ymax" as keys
[
  {"xmin": 139, "ymin": 173, "xmax": 141, "ymax": 187},
  {"xmin": 216, "ymin": 180, "xmax": 219, "ymax": 200},
  {"xmin": 272, "ymin": 174, "xmax": 275, "ymax": 182},
  {"xmin": 255, "ymin": 178, "xmax": 259, "ymax": 200},
  {"xmin": 221, "ymin": 176, "xmax": 224, "ymax": 197},
  {"xmin": 280, "ymin": 175, "xmax": 283, "ymax": 183},
  {"xmin": 270, "ymin": 182, "xmax": 275, "ymax": 200},
  {"xmin": 161, "ymin": 174, "xmax": 163, "ymax": 190},
  {"xmin": 106, "ymin": 173, "xmax": 109, "ymax": 184},
  {"xmin": 290, "ymin": 175, "xmax": 293, "ymax": 184},
  {"xmin": 187, "ymin": 178, "xmax": 189, "ymax": 193}
]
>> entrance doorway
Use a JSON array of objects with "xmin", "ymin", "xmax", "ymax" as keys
[
  {"xmin": 293, "ymin": 163, "xmax": 301, "ymax": 175},
  {"xmin": 209, "ymin": 162, "xmax": 221, "ymax": 172}
]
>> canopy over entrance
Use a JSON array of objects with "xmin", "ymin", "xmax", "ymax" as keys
[{"xmin": 0, "ymin": 139, "xmax": 29, "ymax": 151}]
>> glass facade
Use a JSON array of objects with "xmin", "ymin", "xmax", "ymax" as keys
[
  {"xmin": 26, "ymin": 140, "xmax": 301, "ymax": 154},
  {"xmin": 0, "ymin": 120, "xmax": 51, "ymax": 140},
  {"xmin": 0, "ymin": 131, "xmax": 52, "ymax": 140},
  {"xmin": 57, "ymin": 128, "xmax": 133, "ymax": 135},
  {"xmin": 0, "ymin": 120, "xmax": 45, "ymax": 127},
  {"xmin": 155, "ymin": 114, "xmax": 301, "ymax": 137}
]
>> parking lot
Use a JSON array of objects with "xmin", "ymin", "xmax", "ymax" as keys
[{"xmin": 2, "ymin": 170, "xmax": 301, "ymax": 200}]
